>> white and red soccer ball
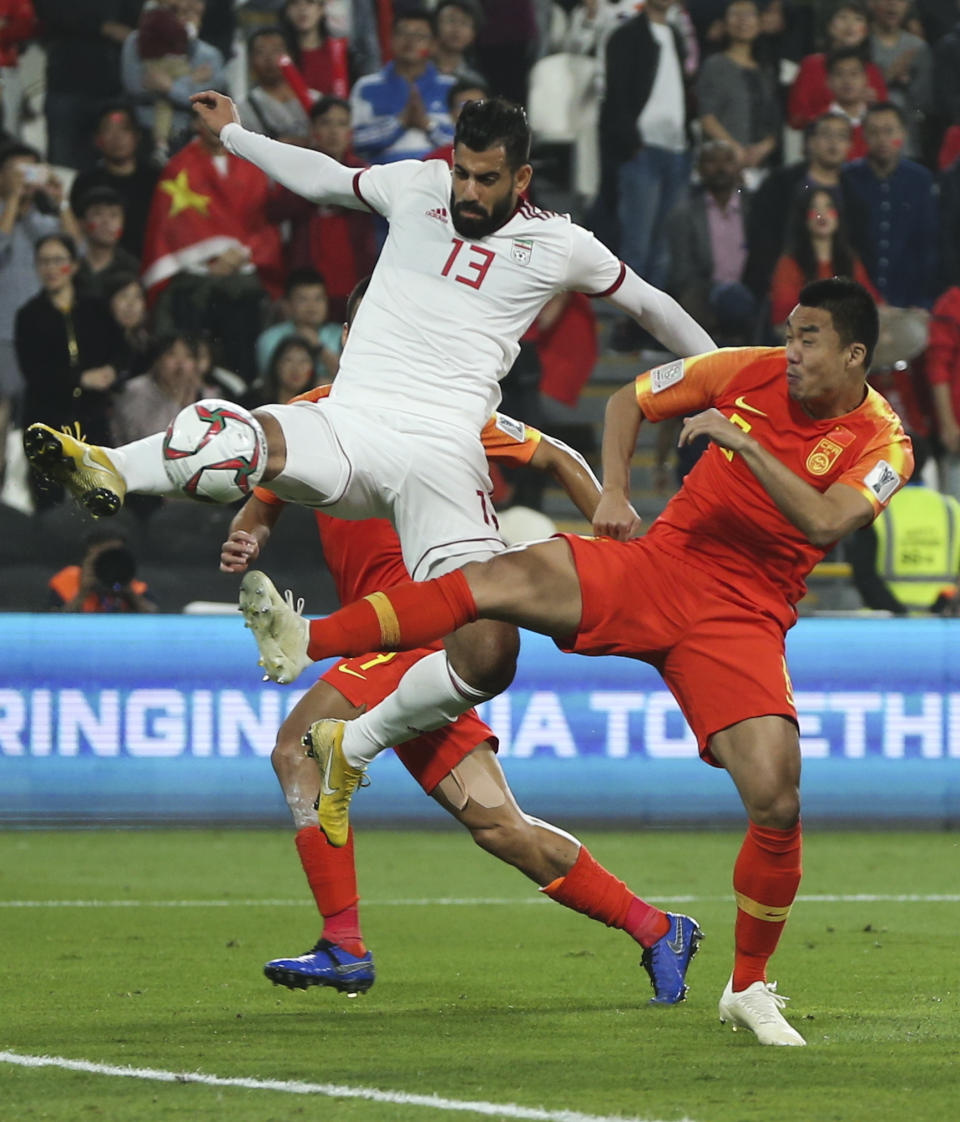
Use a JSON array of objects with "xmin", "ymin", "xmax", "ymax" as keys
[{"xmin": 162, "ymin": 399, "xmax": 268, "ymax": 502}]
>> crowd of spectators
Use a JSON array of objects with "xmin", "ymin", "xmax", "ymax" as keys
[{"xmin": 1, "ymin": 0, "xmax": 960, "ymax": 610}]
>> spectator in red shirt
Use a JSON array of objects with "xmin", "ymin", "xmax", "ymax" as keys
[
  {"xmin": 269, "ymin": 95, "xmax": 376, "ymax": 322},
  {"xmin": 788, "ymin": 0, "xmax": 887, "ymax": 129},
  {"xmin": 926, "ymin": 285, "xmax": 960, "ymax": 497},
  {"xmin": 823, "ymin": 46, "xmax": 872, "ymax": 158},
  {"xmin": 280, "ymin": 0, "xmax": 349, "ymax": 98},
  {"xmin": 770, "ymin": 186, "xmax": 879, "ymax": 329},
  {"xmin": 0, "ymin": 0, "xmax": 37, "ymax": 136}
]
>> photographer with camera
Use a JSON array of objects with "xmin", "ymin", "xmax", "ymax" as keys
[{"xmin": 48, "ymin": 528, "xmax": 156, "ymax": 613}]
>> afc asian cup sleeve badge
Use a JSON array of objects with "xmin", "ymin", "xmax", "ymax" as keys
[
  {"xmin": 511, "ymin": 238, "xmax": 533, "ymax": 266},
  {"xmin": 805, "ymin": 436, "xmax": 844, "ymax": 476}
]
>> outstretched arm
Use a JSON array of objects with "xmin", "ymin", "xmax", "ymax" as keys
[
  {"xmin": 679, "ymin": 408, "xmax": 875, "ymax": 546},
  {"xmin": 606, "ymin": 269, "xmax": 716, "ymax": 359},
  {"xmin": 594, "ymin": 382, "xmax": 644, "ymax": 540},
  {"xmin": 191, "ymin": 91, "xmax": 364, "ymax": 209},
  {"xmin": 528, "ymin": 433, "xmax": 602, "ymax": 522},
  {"xmin": 220, "ymin": 494, "xmax": 285, "ymax": 573}
]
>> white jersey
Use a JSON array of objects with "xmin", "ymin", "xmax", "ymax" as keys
[
  {"xmin": 333, "ymin": 159, "xmax": 625, "ymax": 432},
  {"xmin": 221, "ymin": 124, "xmax": 715, "ymax": 434}
]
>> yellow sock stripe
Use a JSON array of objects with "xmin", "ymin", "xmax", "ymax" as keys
[
  {"xmin": 364, "ymin": 591, "xmax": 401, "ymax": 648},
  {"xmin": 735, "ymin": 891, "xmax": 793, "ymax": 923}
]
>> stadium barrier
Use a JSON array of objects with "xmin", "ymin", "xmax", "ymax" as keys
[{"xmin": 1, "ymin": 615, "xmax": 958, "ymax": 826}]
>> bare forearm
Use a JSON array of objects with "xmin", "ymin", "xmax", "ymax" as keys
[
  {"xmin": 230, "ymin": 496, "xmax": 281, "ymax": 545},
  {"xmin": 738, "ymin": 437, "xmax": 865, "ymax": 546},
  {"xmin": 537, "ymin": 435, "xmax": 602, "ymax": 520},
  {"xmin": 600, "ymin": 383, "xmax": 643, "ymax": 497}
]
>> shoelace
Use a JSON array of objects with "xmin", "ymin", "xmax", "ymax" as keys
[
  {"xmin": 738, "ymin": 982, "xmax": 790, "ymax": 1023},
  {"xmin": 283, "ymin": 588, "xmax": 305, "ymax": 616},
  {"xmin": 61, "ymin": 421, "xmax": 86, "ymax": 441}
]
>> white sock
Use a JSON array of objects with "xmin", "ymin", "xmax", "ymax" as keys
[
  {"xmin": 341, "ymin": 650, "xmax": 492, "ymax": 769},
  {"xmin": 107, "ymin": 433, "xmax": 174, "ymax": 495}
]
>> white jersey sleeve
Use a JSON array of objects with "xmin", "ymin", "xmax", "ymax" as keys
[
  {"xmin": 220, "ymin": 122, "xmax": 359, "ymax": 207},
  {"xmin": 353, "ymin": 160, "xmax": 439, "ymax": 219},
  {"xmin": 563, "ymin": 224, "xmax": 628, "ymax": 297}
]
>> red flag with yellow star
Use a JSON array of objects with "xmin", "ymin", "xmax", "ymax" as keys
[{"xmin": 140, "ymin": 137, "xmax": 285, "ymax": 302}]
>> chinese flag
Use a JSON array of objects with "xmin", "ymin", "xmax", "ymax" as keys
[{"xmin": 140, "ymin": 138, "xmax": 285, "ymax": 302}]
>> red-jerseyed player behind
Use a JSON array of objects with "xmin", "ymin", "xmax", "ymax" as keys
[
  {"xmin": 224, "ymin": 398, "xmax": 702, "ymax": 1004},
  {"xmin": 243, "ymin": 278, "xmax": 914, "ymax": 1044}
]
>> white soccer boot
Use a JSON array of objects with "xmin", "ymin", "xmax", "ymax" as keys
[
  {"xmin": 238, "ymin": 570, "xmax": 311, "ymax": 684},
  {"xmin": 718, "ymin": 976, "xmax": 807, "ymax": 1046}
]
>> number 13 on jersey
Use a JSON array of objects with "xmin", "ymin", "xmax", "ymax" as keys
[{"xmin": 441, "ymin": 238, "xmax": 495, "ymax": 290}]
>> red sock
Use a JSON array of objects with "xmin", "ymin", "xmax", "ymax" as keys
[
  {"xmin": 306, "ymin": 570, "xmax": 478, "ymax": 662},
  {"xmin": 732, "ymin": 820, "xmax": 803, "ymax": 991},
  {"xmin": 541, "ymin": 847, "xmax": 670, "ymax": 948},
  {"xmin": 294, "ymin": 825, "xmax": 365, "ymax": 957}
]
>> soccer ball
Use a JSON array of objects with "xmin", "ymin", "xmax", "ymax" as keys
[{"xmin": 162, "ymin": 399, "xmax": 268, "ymax": 502}]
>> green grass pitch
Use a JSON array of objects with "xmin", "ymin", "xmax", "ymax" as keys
[{"xmin": 1, "ymin": 828, "xmax": 956, "ymax": 1122}]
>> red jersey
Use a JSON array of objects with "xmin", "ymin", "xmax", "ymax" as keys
[
  {"xmin": 253, "ymin": 387, "xmax": 544, "ymax": 605},
  {"xmin": 635, "ymin": 348, "xmax": 914, "ymax": 619}
]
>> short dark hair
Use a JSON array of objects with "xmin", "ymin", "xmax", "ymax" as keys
[
  {"xmin": 0, "ymin": 141, "xmax": 41, "ymax": 170},
  {"xmin": 864, "ymin": 100, "xmax": 907, "ymax": 128},
  {"xmin": 393, "ymin": 7, "xmax": 434, "ymax": 33},
  {"xmin": 454, "ymin": 96, "xmax": 531, "ymax": 171},
  {"xmin": 35, "ymin": 232, "xmax": 78, "ymax": 261},
  {"xmin": 95, "ymin": 102, "xmax": 139, "ymax": 133},
  {"xmin": 76, "ymin": 186, "xmax": 125, "ymax": 218},
  {"xmin": 345, "ymin": 275, "xmax": 371, "ymax": 326},
  {"xmin": 146, "ymin": 330, "xmax": 198, "ymax": 368},
  {"xmin": 309, "ymin": 94, "xmax": 350, "ymax": 122},
  {"xmin": 102, "ymin": 270, "xmax": 143, "ymax": 303},
  {"xmin": 436, "ymin": 0, "xmax": 482, "ymax": 25},
  {"xmin": 247, "ymin": 25, "xmax": 289, "ymax": 52},
  {"xmin": 825, "ymin": 44, "xmax": 867, "ymax": 73},
  {"xmin": 799, "ymin": 277, "xmax": 879, "ymax": 369},
  {"xmin": 806, "ymin": 110, "xmax": 852, "ymax": 142},
  {"xmin": 447, "ymin": 77, "xmax": 489, "ymax": 113},
  {"xmin": 285, "ymin": 266, "xmax": 327, "ymax": 295}
]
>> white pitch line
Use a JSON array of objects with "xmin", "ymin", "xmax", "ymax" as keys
[
  {"xmin": 0, "ymin": 893, "xmax": 958, "ymax": 909},
  {"xmin": 0, "ymin": 1050, "xmax": 696, "ymax": 1122}
]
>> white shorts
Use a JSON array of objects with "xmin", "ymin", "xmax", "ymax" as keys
[{"xmin": 259, "ymin": 400, "xmax": 505, "ymax": 580}]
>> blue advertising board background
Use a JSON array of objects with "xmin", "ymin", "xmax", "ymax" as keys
[{"xmin": 1, "ymin": 614, "xmax": 958, "ymax": 826}]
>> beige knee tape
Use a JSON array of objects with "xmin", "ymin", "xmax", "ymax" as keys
[{"xmin": 435, "ymin": 750, "xmax": 508, "ymax": 811}]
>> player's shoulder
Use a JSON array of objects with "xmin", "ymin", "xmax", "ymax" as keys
[
  {"xmin": 687, "ymin": 345, "xmax": 784, "ymax": 380},
  {"xmin": 507, "ymin": 198, "xmax": 574, "ymax": 238},
  {"xmin": 860, "ymin": 383, "xmax": 911, "ymax": 438}
]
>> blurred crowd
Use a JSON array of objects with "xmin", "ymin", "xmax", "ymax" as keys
[{"xmin": 1, "ymin": 0, "xmax": 959, "ymax": 610}]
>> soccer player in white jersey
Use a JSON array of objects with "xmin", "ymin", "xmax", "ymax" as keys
[{"xmin": 25, "ymin": 95, "xmax": 716, "ymax": 868}]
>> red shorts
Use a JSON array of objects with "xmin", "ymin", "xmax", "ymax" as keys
[
  {"xmin": 320, "ymin": 648, "xmax": 497, "ymax": 793},
  {"xmin": 558, "ymin": 534, "xmax": 798, "ymax": 764}
]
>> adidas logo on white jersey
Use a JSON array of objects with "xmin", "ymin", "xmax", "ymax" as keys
[{"xmin": 425, "ymin": 206, "xmax": 449, "ymax": 222}]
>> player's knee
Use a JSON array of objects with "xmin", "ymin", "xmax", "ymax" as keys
[
  {"xmin": 748, "ymin": 786, "xmax": 801, "ymax": 830},
  {"xmin": 270, "ymin": 725, "xmax": 304, "ymax": 781},
  {"xmin": 468, "ymin": 815, "xmax": 528, "ymax": 865},
  {"xmin": 447, "ymin": 620, "xmax": 519, "ymax": 696}
]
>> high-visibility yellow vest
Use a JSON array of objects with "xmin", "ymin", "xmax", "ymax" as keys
[{"xmin": 874, "ymin": 486, "xmax": 960, "ymax": 610}]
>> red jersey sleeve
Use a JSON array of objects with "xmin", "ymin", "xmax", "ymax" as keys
[
  {"xmin": 634, "ymin": 348, "xmax": 778, "ymax": 423},
  {"xmin": 834, "ymin": 389, "xmax": 914, "ymax": 516},
  {"xmin": 252, "ymin": 385, "xmax": 332, "ymax": 505},
  {"xmin": 480, "ymin": 412, "xmax": 543, "ymax": 466}
]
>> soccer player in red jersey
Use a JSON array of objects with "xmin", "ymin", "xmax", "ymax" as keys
[
  {"xmin": 220, "ymin": 280, "xmax": 702, "ymax": 1002},
  {"xmin": 244, "ymin": 278, "xmax": 914, "ymax": 1044}
]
